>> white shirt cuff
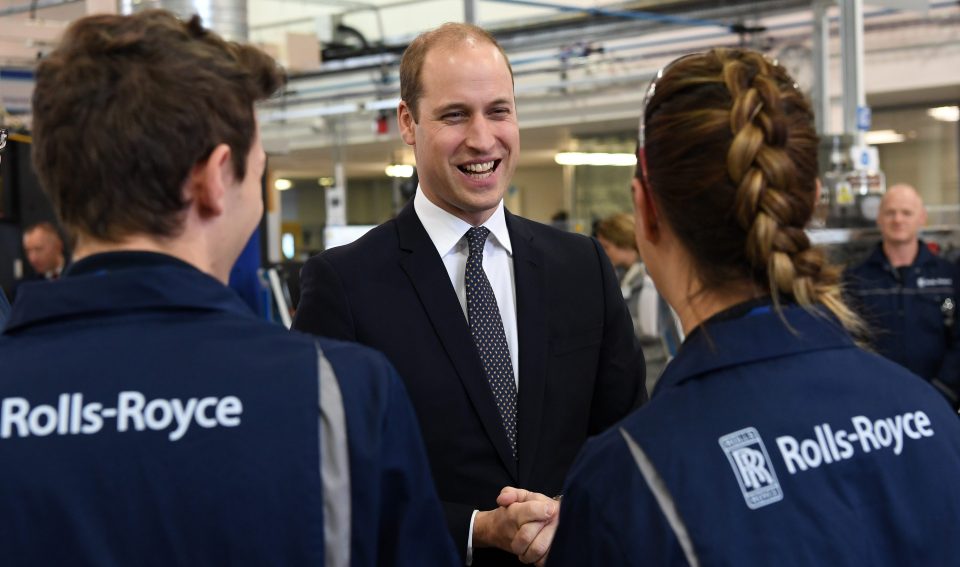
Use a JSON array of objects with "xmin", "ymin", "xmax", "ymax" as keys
[{"xmin": 466, "ymin": 509, "xmax": 479, "ymax": 566}]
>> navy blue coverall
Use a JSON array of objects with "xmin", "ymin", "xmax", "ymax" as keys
[
  {"xmin": 550, "ymin": 302, "xmax": 960, "ymax": 566},
  {"xmin": 845, "ymin": 241, "xmax": 960, "ymax": 403},
  {"xmin": 0, "ymin": 252, "xmax": 458, "ymax": 567}
]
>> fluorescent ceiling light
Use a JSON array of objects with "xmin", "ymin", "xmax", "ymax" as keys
[
  {"xmin": 554, "ymin": 152, "xmax": 637, "ymax": 166},
  {"xmin": 927, "ymin": 106, "xmax": 959, "ymax": 122},
  {"xmin": 259, "ymin": 103, "xmax": 360, "ymax": 122},
  {"xmin": 313, "ymin": 103, "xmax": 360, "ymax": 116},
  {"xmin": 385, "ymin": 164, "xmax": 414, "ymax": 178},
  {"xmin": 281, "ymin": 233, "xmax": 295, "ymax": 260},
  {"xmin": 365, "ymin": 98, "xmax": 401, "ymax": 111},
  {"xmin": 274, "ymin": 178, "xmax": 293, "ymax": 191},
  {"xmin": 864, "ymin": 130, "xmax": 905, "ymax": 145}
]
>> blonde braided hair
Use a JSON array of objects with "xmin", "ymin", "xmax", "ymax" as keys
[{"xmin": 642, "ymin": 48, "xmax": 863, "ymax": 335}]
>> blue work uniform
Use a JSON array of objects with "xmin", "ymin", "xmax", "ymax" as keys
[
  {"xmin": 0, "ymin": 286, "xmax": 9, "ymax": 328},
  {"xmin": 0, "ymin": 252, "xmax": 457, "ymax": 567},
  {"xmin": 550, "ymin": 302, "xmax": 960, "ymax": 566},
  {"xmin": 845, "ymin": 241, "xmax": 960, "ymax": 402}
]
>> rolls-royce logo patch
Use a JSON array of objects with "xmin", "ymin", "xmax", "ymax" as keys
[{"xmin": 719, "ymin": 427, "xmax": 783, "ymax": 510}]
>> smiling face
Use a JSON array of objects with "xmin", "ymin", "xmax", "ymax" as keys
[{"xmin": 398, "ymin": 37, "xmax": 519, "ymax": 226}]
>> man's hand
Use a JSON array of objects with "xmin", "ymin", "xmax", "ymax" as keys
[
  {"xmin": 473, "ymin": 487, "xmax": 557, "ymax": 560},
  {"xmin": 497, "ymin": 487, "xmax": 560, "ymax": 566}
]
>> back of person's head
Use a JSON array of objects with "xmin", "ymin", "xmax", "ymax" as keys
[
  {"xmin": 399, "ymin": 22, "xmax": 513, "ymax": 122},
  {"xmin": 638, "ymin": 48, "xmax": 860, "ymax": 333},
  {"xmin": 595, "ymin": 213, "xmax": 638, "ymax": 253},
  {"xmin": 31, "ymin": 10, "xmax": 284, "ymax": 242}
]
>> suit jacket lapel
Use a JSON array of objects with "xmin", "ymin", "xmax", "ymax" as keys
[
  {"xmin": 507, "ymin": 212, "xmax": 548, "ymax": 486},
  {"xmin": 395, "ymin": 203, "xmax": 519, "ymax": 481}
]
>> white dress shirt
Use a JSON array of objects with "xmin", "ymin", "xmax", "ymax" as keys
[
  {"xmin": 413, "ymin": 187, "xmax": 519, "ymax": 385},
  {"xmin": 413, "ymin": 187, "xmax": 519, "ymax": 566}
]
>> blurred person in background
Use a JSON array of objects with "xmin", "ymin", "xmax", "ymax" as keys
[
  {"xmin": 845, "ymin": 183, "xmax": 960, "ymax": 407},
  {"xmin": 548, "ymin": 49, "xmax": 960, "ymax": 566},
  {"xmin": 21, "ymin": 221, "xmax": 65, "ymax": 281},
  {"xmin": 595, "ymin": 212, "xmax": 674, "ymax": 387},
  {"xmin": 11, "ymin": 221, "xmax": 67, "ymax": 300}
]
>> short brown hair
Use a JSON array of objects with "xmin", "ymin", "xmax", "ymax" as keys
[
  {"xmin": 23, "ymin": 221, "xmax": 61, "ymax": 241},
  {"xmin": 31, "ymin": 10, "xmax": 284, "ymax": 241},
  {"xmin": 399, "ymin": 22, "xmax": 513, "ymax": 122},
  {"xmin": 640, "ymin": 48, "xmax": 861, "ymax": 334},
  {"xmin": 595, "ymin": 213, "xmax": 637, "ymax": 252}
]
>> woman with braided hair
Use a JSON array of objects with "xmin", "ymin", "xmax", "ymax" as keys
[{"xmin": 547, "ymin": 49, "xmax": 960, "ymax": 566}]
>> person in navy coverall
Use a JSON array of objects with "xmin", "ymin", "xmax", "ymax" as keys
[
  {"xmin": 844, "ymin": 184, "xmax": 960, "ymax": 407},
  {"xmin": 0, "ymin": 10, "xmax": 457, "ymax": 567},
  {"xmin": 544, "ymin": 49, "xmax": 960, "ymax": 566}
]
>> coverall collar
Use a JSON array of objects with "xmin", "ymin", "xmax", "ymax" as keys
[
  {"xmin": 4, "ymin": 251, "xmax": 255, "ymax": 334},
  {"xmin": 655, "ymin": 303, "xmax": 855, "ymax": 397}
]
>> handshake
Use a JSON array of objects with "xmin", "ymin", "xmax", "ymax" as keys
[{"xmin": 473, "ymin": 487, "xmax": 561, "ymax": 566}]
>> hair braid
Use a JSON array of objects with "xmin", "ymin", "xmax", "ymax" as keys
[
  {"xmin": 642, "ymin": 48, "xmax": 864, "ymax": 336},
  {"xmin": 719, "ymin": 50, "xmax": 863, "ymax": 333}
]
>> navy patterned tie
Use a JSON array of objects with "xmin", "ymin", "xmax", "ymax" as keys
[{"xmin": 465, "ymin": 226, "xmax": 518, "ymax": 459}]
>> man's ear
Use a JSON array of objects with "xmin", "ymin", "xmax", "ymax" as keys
[
  {"xmin": 187, "ymin": 143, "xmax": 232, "ymax": 219},
  {"xmin": 632, "ymin": 176, "xmax": 660, "ymax": 244},
  {"xmin": 398, "ymin": 101, "xmax": 417, "ymax": 146}
]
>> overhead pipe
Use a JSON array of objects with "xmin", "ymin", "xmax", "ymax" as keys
[
  {"xmin": 0, "ymin": 0, "xmax": 81, "ymax": 18},
  {"xmin": 266, "ymin": 1, "xmax": 957, "ymax": 124},
  {"xmin": 483, "ymin": 0, "xmax": 728, "ymax": 29},
  {"xmin": 264, "ymin": 6, "xmax": 959, "ymax": 121}
]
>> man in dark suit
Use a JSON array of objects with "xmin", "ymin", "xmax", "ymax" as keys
[{"xmin": 293, "ymin": 22, "xmax": 646, "ymax": 567}]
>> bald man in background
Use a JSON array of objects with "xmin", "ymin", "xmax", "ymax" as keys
[
  {"xmin": 11, "ymin": 221, "xmax": 67, "ymax": 301},
  {"xmin": 845, "ymin": 183, "xmax": 960, "ymax": 407},
  {"xmin": 22, "ymin": 221, "xmax": 66, "ymax": 280}
]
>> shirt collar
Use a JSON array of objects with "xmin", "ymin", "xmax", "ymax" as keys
[{"xmin": 414, "ymin": 186, "xmax": 513, "ymax": 257}]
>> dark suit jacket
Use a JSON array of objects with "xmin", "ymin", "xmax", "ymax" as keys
[{"xmin": 293, "ymin": 203, "xmax": 646, "ymax": 566}]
